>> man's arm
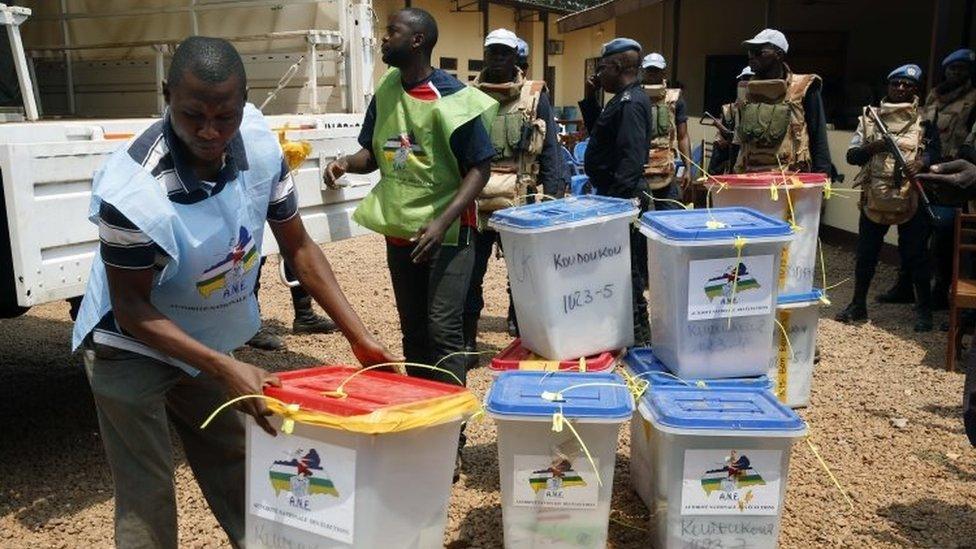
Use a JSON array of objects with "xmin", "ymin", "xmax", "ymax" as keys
[
  {"xmin": 614, "ymin": 97, "xmax": 651, "ymax": 198},
  {"xmin": 579, "ymin": 75, "xmax": 602, "ymax": 135},
  {"xmin": 270, "ymin": 216, "xmax": 398, "ymax": 366},
  {"xmin": 106, "ymin": 266, "xmax": 280, "ymax": 435},
  {"xmin": 325, "ymin": 98, "xmax": 379, "ymax": 187},
  {"xmin": 845, "ymin": 116, "xmax": 881, "ymax": 167},
  {"xmin": 804, "ymin": 82, "xmax": 832, "ymax": 174},
  {"xmin": 535, "ymin": 91, "xmax": 568, "ymax": 197},
  {"xmin": 411, "ymin": 158, "xmax": 491, "ymax": 263}
]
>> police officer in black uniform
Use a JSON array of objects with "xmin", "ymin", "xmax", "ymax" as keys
[{"xmin": 578, "ymin": 38, "xmax": 652, "ymax": 344}]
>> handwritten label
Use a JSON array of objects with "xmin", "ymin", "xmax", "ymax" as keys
[
  {"xmin": 552, "ymin": 245, "xmax": 622, "ymax": 271},
  {"xmin": 676, "ymin": 518, "xmax": 778, "ymax": 549},
  {"xmin": 562, "ymin": 283, "xmax": 615, "ymax": 314}
]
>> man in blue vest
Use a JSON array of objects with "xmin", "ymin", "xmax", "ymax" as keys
[{"xmin": 72, "ymin": 37, "xmax": 395, "ymax": 548}]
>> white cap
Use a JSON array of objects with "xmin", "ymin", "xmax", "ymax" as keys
[
  {"xmin": 743, "ymin": 28, "xmax": 789, "ymax": 53},
  {"xmin": 484, "ymin": 28, "xmax": 519, "ymax": 50},
  {"xmin": 736, "ymin": 65, "xmax": 754, "ymax": 79},
  {"xmin": 641, "ymin": 52, "xmax": 667, "ymax": 70}
]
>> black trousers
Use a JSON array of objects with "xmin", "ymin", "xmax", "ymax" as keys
[
  {"xmin": 464, "ymin": 228, "xmax": 516, "ymax": 324},
  {"xmin": 386, "ymin": 230, "xmax": 475, "ymax": 387},
  {"xmin": 631, "ymin": 223, "xmax": 651, "ymax": 345},
  {"xmin": 254, "ymin": 257, "xmax": 307, "ymax": 303},
  {"xmin": 853, "ymin": 207, "xmax": 931, "ymax": 309}
]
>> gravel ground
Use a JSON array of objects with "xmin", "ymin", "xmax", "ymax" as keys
[{"xmin": 1, "ymin": 234, "xmax": 975, "ymax": 548}]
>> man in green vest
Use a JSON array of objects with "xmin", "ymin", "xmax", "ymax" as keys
[{"xmin": 324, "ymin": 8, "xmax": 496, "ymax": 479}]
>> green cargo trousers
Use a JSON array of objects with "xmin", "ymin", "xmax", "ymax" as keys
[{"xmin": 83, "ymin": 343, "xmax": 246, "ymax": 549}]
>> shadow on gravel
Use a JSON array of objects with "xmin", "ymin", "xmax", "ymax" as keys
[
  {"xmin": 458, "ymin": 441, "xmax": 500, "ymax": 493},
  {"xmin": 0, "ymin": 314, "xmax": 112, "ymax": 529},
  {"xmin": 449, "ymin": 503, "xmax": 503, "ymax": 548},
  {"xmin": 875, "ymin": 498, "xmax": 976, "ymax": 548}
]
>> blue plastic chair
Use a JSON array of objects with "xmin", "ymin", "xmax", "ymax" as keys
[
  {"xmin": 560, "ymin": 145, "xmax": 581, "ymax": 176},
  {"xmin": 689, "ymin": 143, "xmax": 704, "ymax": 181},
  {"xmin": 573, "ymin": 138, "xmax": 589, "ymax": 165},
  {"xmin": 570, "ymin": 174, "xmax": 594, "ymax": 196}
]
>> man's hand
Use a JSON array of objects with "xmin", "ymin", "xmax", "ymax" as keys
[
  {"xmin": 917, "ymin": 159, "xmax": 976, "ymax": 189},
  {"xmin": 584, "ymin": 74, "xmax": 601, "ymax": 98},
  {"xmin": 410, "ymin": 218, "xmax": 449, "ymax": 264},
  {"xmin": 865, "ymin": 140, "xmax": 888, "ymax": 157},
  {"xmin": 214, "ymin": 356, "xmax": 281, "ymax": 436},
  {"xmin": 904, "ymin": 159, "xmax": 923, "ymax": 180},
  {"xmin": 350, "ymin": 334, "xmax": 403, "ymax": 370},
  {"xmin": 324, "ymin": 156, "xmax": 349, "ymax": 189}
]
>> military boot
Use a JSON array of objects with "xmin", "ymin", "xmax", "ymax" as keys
[
  {"xmin": 876, "ymin": 273, "xmax": 914, "ymax": 304},
  {"xmin": 247, "ymin": 325, "xmax": 285, "ymax": 351},
  {"xmin": 292, "ymin": 296, "xmax": 338, "ymax": 334}
]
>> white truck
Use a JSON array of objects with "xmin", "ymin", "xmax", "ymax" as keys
[{"xmin": 0, "ymin": 1, "xmax": 378, "ymax": 317}]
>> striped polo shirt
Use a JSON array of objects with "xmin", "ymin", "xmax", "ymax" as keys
[{"xmin": 92, "ymin": 116, "xmax": 298, "ymax": 369}]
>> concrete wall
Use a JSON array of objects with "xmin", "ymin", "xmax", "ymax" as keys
[{"xmin": 613, "ymin": 0, "xmax": 973, "ymax": 115}]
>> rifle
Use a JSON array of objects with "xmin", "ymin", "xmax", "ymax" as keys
[
  {"xmin": 700, "ymin": 111, "xmax": 734, "ymax": 141},
  {"xmin": 866, "ymin": 106, "xmax": 935, "ymax": 218}
]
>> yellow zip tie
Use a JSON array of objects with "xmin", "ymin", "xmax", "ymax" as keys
[
  {"xmin": 727, "ymin": 236, "xmax": 748, "ymax": 328},
  {"xmin": 773, "ymin": 317, "xmax": 796, "ymax": 360},
  {"xmin": 610, "ymin": 511, "xmax": 650, "ymax": 532},
  {"xmin": 616, "ymin": 366, "xmax": 651, "ymax": 399},
  {"xmin": 784, "ymin": 187, "xmax": 802, "ymax": 232},
  {"xmin": 326, "ymin": 361, "xmax": 465, "ymax": 398},
  {"xmin": 818, "ymin": 237, "xmax": 829, "ymax": 303},
  {"xmin": 552, "ymin": 407, "xmax": 603, "ymax": 488},
  {"xmin": 806, "ymin": 436, "xmax": 855, "ymax": 513},
  {"xmin": 200, "ymin": 394, "xmax": 298, "ymax": 433},
  {"xmin": 643, "ymin": 191, "xmax": 694, "ymax": 210},
  {"xmin": 770, "ymin": 182, "xmax": 779, "ymax": 202},
  {"xmin": 823, "ymin": 179, "xmax": 833, "ymax": 200},
  {"xmin": 579, "ymin": 356, "xmax": 587, "ymax": 373}
]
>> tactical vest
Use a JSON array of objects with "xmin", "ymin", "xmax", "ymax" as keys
[
  {"xmin": 471, "ymin": 71, "xmax": 547, "ymax": 218},
  {"xmin": 642, "ymin": 84, "xmax": 681, "ymax": 189},
  {"xmin": 852, "ymin": 100, "xmax": 923, "ymax": 225},
  {"xmin": 734, "ymin": 71, "xmax": 820, "ymax": 173},
  {"xmin": 925, "ymin": 83, "xmax": 976, "ymax": 160}
]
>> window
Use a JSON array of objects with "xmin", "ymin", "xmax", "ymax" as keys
[{"xmin": 439, "ymin": 57, "xmax": 458, "ymax": 71}]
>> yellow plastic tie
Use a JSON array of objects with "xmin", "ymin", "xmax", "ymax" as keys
[
  {"xmin": 769, "ymin": 182, "xmax": 779, "ymax": 202},
  {"xmin": 784, "ymin": 187, "xmax": 802, "ymax": 232},
  {"xmin": 726, "ymin": 236, "xmax": 748, "ymax": 328},
  {"xmin": 199, "ymin": 394, "xmax": 291, "ymax": 430},
  {"xmin": 579, "ymin": 356, "xmax": 587, "ymax": 373},
  {"xmin": 552, "ymin": 408, "xmax": 603, "ymax": 488},
  {"xmin": 616, "ymin": 366, "xmax": 651, "ymax": 400},
  {"xmin": 773, "ymin": 317, "xmax": 796, "ymax": 360},
  {"xmin": 823, "ymin": 179, "xmax": 833, "ymax": 200},
  {"xmin": 328, "ymin": 360, "xmax": 464, "ymax": 399},
  {"xmin": 610, "ymin": 511, "xmax": 650, "ymax": 532},
  {"xmin": 806, "ymin": 436, "xmax": 855, "ymax": 513},
  {"xmin": 281, "ymin": 403, "xmax": 301, "ymax": 434},
  {"xmin": 551, "ymin": 410, "xmax": 565, "ymax": 432},
  {"xmin": 817, "ymin": 237, "xmax": 833, "ymax": 306}
]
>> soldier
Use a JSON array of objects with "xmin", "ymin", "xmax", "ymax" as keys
[
  {"xmin": 923, "ymin": 48, "xmax": 976, "ymax": 310},
  {"xmin": 708, "ymin": 65, "xmax": 753, "ymax": 175},
  {"xmin": 639, "ymin": 52, "xmax": 691, "ymax": 209},
  {"xmin": 733, "ymin": 29, "xmax": 831, "ymax": 175},
  {"xmin": 579, "ymin": 38, "xmax": 652, "ymax": 344},
  {"xmin": 835, "ymin": 64, "xmax": 938, "ymax": 332},
  {"xmin": 464, "ymin": 28, "xmax": 566, "ymax": 362}
]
